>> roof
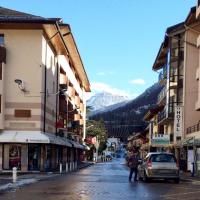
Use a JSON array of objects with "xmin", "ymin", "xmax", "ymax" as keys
[
  {"xmin": 185, "ymin": 6, "xmax": 196, "ymax": 25},
  {"xmin": 152, "ymin": 22, "xmax": 185, "ymax": 71},
  {"xmin": 0, "ymin": 7, "xmax": 91, "ymax": 92},
  {"xmin": 152, "ymin": 36, "xmax": 168, "ymax": 70},
  {"xmin": 166, "ymin": 22, "xmax": 185, "ymax": 35},
  {"xmin": 0, "ymin": 6, "xmax": 60, "ymax": 23}
]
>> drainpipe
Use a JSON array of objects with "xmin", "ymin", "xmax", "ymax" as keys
[
  {"xmin": 55, "ymin": 62, "xmax": 59, "ymax": 135},
  {"xmin": 43, "ymin": 44, "xmax": 47, "ymax": 132}
]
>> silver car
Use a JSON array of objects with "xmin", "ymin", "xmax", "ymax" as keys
[{"xmin": 138, "ymin": 152, "xmax": 180, "ymax": 183}]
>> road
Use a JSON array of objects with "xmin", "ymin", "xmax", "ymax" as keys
[{"xmin": 1, "ymin": 158, "xmax": 200, "ymax": 200}]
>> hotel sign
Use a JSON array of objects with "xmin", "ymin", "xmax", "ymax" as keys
[{"xmin": 174, "ymin": 106, "xmax": 183, "ymax": 137}]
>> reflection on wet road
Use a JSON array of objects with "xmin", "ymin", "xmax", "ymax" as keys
[{"xmin": 1, "ymin": 158, "xmax": 200, "ymax": 200}]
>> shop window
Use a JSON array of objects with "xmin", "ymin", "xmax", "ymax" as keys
[
  {"xmin": 28, "ymin": 144, "xmax": 41, "ymax": 171},
  {"xmin": 3, "ymin": 144, "xmax": 21, "ymax": 170}
]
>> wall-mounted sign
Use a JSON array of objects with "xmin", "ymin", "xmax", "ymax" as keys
[
  {"xmin": 152, "ymin": 134, "xmax": 170, "ymax": 145},
  {"xmin": 174, "ymin": 106, "xmax": 183, "ymax": 137}
]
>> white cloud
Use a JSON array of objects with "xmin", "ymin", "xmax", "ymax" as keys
[
  {"xmin": 97, "ymin": 72, "xmax": 106, "ymax": 76},
  {"xmin": 90, "ymin": 82, "xmax": 139, "ymax": 99},
  {"xmin": 129, "ymin": 79, "xmax": 145, "ymax": 85}
]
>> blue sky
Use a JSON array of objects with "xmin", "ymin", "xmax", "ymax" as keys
[{"xmin": 0, "ymin": 0, "xmax": 196, "ymax": 99}]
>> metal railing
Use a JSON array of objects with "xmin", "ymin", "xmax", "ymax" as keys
[
  {"xmin": 187, "ymin": 122, "xmax": 200, "ymax": 134},
  {"xmin": 158, "ymin": 109, "xmax": 167, "ymax": 123},
  {"xmin": 157, "ymin": 87, "xmax": 166, "ymax": 103},
  {"xmin": 158, "ymin": 66, "xmax": 167, "ymax": 83}
]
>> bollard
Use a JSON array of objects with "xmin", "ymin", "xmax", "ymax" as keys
[
  {"xmin": 70, "ymin": 162, "xmax": 72, "ymax": 171},
  {"xmin": 191, "ymin": 162, "xmax": 195, "ymax": 177},
  {"xmin": 66, "ymin": 162, "xmax": 68, "ymax": 173},
  {"xmin": 74, "ymin": 161, "xmax": 77, "ymax": 170},
  {"xmin": 12, "ymin": 167, "xmax": 17, "ymax": 183},
  {"xmin": 60, "ymin": 163, "xmax": 62, "ymax": 174}
]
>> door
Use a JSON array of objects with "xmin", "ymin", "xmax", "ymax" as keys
[{"xmin": 187, "ymin": 149, "xmax": 194, "ymax": 171}]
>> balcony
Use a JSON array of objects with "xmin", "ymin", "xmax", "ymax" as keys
[
  {"xmin": 186, "ymin": 122, "xmax": 200, "ymax": 134},
  {"xmin": 157, "ymin": 104, "xmax": 174, "ymax": 125},
  {"xmin": 75, "ymin": 95, "xmax": 80, "ymax": 108},
  {"xmin": 157, "ymin": 87, "xmax": 166, "ymax": 105},
  {"xmin": 0, "ymin": 46, "xmax": 6, "ymax": 64},
  {"xmin": 80, "ymin": 102, "xmax": 84, "ymax": 113},
  {"xmin": 59, "ymin": 97, "xmax": 67, "ymax": 115},
  {"xmin": 60, "ymin": 73, "xmax": 68, "ymax": 87},
  {"xmin": 158, "ymin": 66, "xmax": 167, "ymax": 85},
  {"xmin": 158, "ymin": 109, "xmax": 167, "ymax": 124},
  {"xmin": 68, "ymin": 86, "xmax": 75, "ymax": 99}
]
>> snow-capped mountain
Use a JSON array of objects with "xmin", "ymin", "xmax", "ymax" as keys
[
  {"xmin": 89, "ymin": 83, "xmax": 162, "ymax": 139},
  {"xmin": 87, "ymin": 91, "xmax": 129, "ymax": 111}
]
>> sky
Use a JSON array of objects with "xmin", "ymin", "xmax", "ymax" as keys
[{"xmin": 0, "ymin": 0, "xmax": 196, "ymax": 99}]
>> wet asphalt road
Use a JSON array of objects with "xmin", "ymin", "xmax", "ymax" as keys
[{"xmin": 1, "ymin": 158, "xmax": 200, "ymax": 200}]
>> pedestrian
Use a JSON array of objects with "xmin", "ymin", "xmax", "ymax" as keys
[{"xmin": 128, "ymin": 151, "xmax": 140, "ymax": 182}]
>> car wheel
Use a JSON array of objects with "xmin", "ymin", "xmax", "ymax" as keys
[{"xmin": 174, "ymin": 178, "xmax": 180, "ymax": 184}]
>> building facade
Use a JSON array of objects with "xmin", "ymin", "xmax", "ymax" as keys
[{"xmin": 0, "ymin": 7, "xmax": 90, "ymax": 172}]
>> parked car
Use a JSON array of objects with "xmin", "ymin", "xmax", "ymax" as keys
[{"xmin": 138, "ymin": 152, "xmax": 180, "ymax": 183}]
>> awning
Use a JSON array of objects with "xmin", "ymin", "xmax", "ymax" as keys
[
  {"xmin": 0, "ymin": 131, "xmax": 72, "ymax": 147},
  {"xmin": 182, "ymin": 137, "xmax": 194, "ymax": 146}
]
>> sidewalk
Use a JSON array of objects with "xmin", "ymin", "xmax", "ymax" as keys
[
  {"xmin": 0, "ymin": 161, "xmax": 94, "ymax": 192},
  {"xmin": 180, "ymin": 171, "xmax": 200, "ymax": 182}
]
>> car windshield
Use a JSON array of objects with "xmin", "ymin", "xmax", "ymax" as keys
[{"xmin": 150, "ymin": 154, "xmax": 176, "ymax": 163}]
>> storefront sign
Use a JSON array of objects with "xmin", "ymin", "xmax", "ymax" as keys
[
  {"xmin": 174, "ymin": 106, "xmax": 183, "ymax": 137},
  {"xmin": 151, "ymin": 134, "xmax": 170, "ymax": 145}
]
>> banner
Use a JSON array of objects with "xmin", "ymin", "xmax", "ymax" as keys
[{"xmin": 174, "ymin": 106, "xmax": 183, "ymax": 137}]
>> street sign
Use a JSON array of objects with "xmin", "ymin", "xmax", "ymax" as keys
[{"xmin": 174, "ymin": 106, "xmax": 183, "ymax": 137}]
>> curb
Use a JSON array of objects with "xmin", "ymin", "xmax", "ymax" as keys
[{"xmin": 0, "ymin": 163, "xmax": 94, "ymax": 192}]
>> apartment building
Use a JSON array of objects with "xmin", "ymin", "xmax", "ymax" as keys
[
  {"xmin": 152, "ymin": 22, "xmax": 185, "ymax": 164},
  {"xmin": 150, "ymin": 4, "xmax": 200, "ymax": 172},
  {"xmin": 181, "ymin": 6, "xmax": 200, "ymax": 173},
  {"xmin": 0, "ymin": 7, "xmax": 90, "ymax": 172}
]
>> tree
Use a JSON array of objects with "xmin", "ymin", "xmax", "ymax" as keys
[{"xmin": 86, "ymin": 119, "xmax": 107, "ymax": 154}]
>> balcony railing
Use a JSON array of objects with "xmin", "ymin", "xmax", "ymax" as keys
[
  {"xmin": 157, "ymin": 103, "xmax": 175, "ymax": 123},
  {"xmin": 158, "ymin": 109, "xmax": 167, "ymax": 123},
  {"xmin": 158, "ymin": 65, "xmax": 167, "ymax": 83},
  {"xmin": 157, "ymin": 87, "xmax": 166, "ymax": 104},
  {"xmin": 187, "ymin": 122, "xmax": 200, "ymax": 134}
]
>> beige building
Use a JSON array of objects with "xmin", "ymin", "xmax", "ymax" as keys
[
  {"xmin": 152, "ymin": 22, "xmax": 185, "ymax": 163},
  {"xmin": 151, "ymin": 4, "xmax": 200, "ymax": 172},
  {"xmin": 0, "ymin": 7, "xmax": 90, "ymax": 172}
]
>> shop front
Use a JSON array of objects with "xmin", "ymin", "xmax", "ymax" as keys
[{"xmin": 0, "ymin": 131, "xmax": 72, "ymax": 172}]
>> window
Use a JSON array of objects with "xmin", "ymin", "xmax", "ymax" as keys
[
  {"xmin": 0, "ymin": 34, "xmax": 4, "ymax": 46},
  {"xmin": 150, "ymin": 154, "xmax": 176, "ymax": 163}
]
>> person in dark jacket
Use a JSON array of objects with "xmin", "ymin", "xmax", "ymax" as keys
[{"xmin": 128, "ymin": 151, "xmax": 140, "ymax": 182}]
